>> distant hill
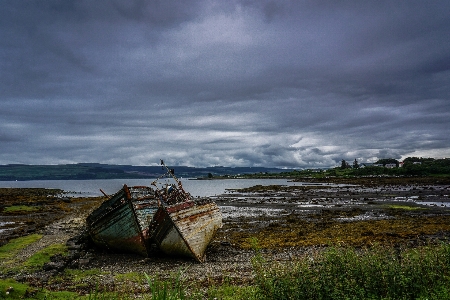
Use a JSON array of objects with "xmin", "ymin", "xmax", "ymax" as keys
[{"xmin": 0, "ymin": 163, "xmax": 293, "ymax": 181}]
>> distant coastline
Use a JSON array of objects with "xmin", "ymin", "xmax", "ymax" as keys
[
  {"xmin": 1, "ymin": 157, "xmax": 448, "ymax": 181},
  {"xmin": 0, "ymin": 163, "xmax": 292, "ymax": 181}
]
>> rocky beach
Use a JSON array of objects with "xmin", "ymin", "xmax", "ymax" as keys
[{"xmin": 1, "ymin": 177, "xmax": 450, "ymax": 296}]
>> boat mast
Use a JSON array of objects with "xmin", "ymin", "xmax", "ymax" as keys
[{"xmin": 151, "ymin": 159, "xmax": 190, "ymax": 203}]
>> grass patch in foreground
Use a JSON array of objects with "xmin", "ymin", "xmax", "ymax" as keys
[
  {"xmin": 23, "ymin": 244, "xmax": 68, "ymax": 271},
  {"xmin": 0, "ymin": 234, "xmax": 42, "ymax": 261},
  {"xmin": 205, "ymin": 282, "xmax": 257, "ymax": 300},
  {"xmin": 145, "ymin": 272, "xmax": 186, "ymax": 300},
  {"xmin": 64, "ymin": 268, "xmax": 109, "ymax": 284},
  {"xmin": 252, "ymin": 243, "xmax": 450, "ymax": 300},
  {"xmin": 4, "ymin": 238, "xmax": 450, "ymax": 299},
  {"xmin": 114, "ymin": 271, "xmax": 145, "ymax": 284},
  {"xmin": 0, "ymin": 278, "xmax": 79, "ymax": 299}
]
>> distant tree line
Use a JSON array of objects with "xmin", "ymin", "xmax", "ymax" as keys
[
  {"xmin": 342, "ymin": 157, "xmax": 450, "ymax": 177},
  {"xmin": 245, "ymin": 157, "xmax": 450, "ymax": 179}
]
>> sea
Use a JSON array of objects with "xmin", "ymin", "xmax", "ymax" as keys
[{"xmin": 0, "ymin": 178, "xmax": 304, "ymax": 198}]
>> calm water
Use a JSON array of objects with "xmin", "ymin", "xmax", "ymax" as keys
[{"xmin": 0, "ymin": 178, "xmax": 303, "ymax": 198}]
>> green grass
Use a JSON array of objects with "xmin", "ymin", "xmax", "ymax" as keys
[
  {"xmin": 0, "ymin": 234, "xmax": 42, "ymax": 261},
  {"xmin": 23, "ymin": 244, "xmax": 68, "ymax": 271},
  {"xmin": 252, "ymin": 243, "xmax": 450, "ymax": 300},
  {"xmin": 3, "ymin": 205, "xmax": 39, "ymax": 213},
  {"xmin": 64, "ymin": 269, "xmax": 109, "ymax": 283},
  {"xmin": 144, "ymin": 272, "xmax": 187, "ymax": 300},
  {"xmin": 386, "ymin": 204, "xmax": 426, "ymax": 210},
  {"xmin": 205, "ymin": 282, "xmax": 257, "ymax": 300},
  {"xmin": 0, "ymin": 278, "xmax": 79, "ymax": 299},
  {"xmin": 114, "ymin": 271, "xmax": 145, "ymax": 284}
]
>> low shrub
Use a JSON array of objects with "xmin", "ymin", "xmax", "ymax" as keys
[{"xmin": 252, "ymin": 243, "xmax": 450, "ymax": 300}]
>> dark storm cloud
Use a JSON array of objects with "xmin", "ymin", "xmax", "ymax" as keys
[{"xmin": 0, "ymin": 0, "xmax": 449, "ymax": 167}]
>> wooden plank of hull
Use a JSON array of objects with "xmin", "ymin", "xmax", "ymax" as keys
[
  {"xmin": 87, "ymin": 185, "xmax": 158, "ymax": 257},
  {"xmin": 152, "ymin": 200, "xmax": 222, "ymax": 262},
  {"xmin": 87, "ymin": 189, "xmax": 127, "ymax": 225},
  {"xmin": 134, "ymin": 204, "xmax": 158, "ymax": 241},
  {"xmin": 127, "ymin": 186, "xmax": 159, "ymax": 241},
  {"xmin": 88, "ymin": 201, "xmax": 148, "ymax": 256}
]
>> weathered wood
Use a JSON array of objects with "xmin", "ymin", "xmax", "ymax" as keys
[
  {"xmin": 86, "ymin": 185, "xmax": 159, "ymax": 257},
  {"xmin": 151, "ymin": 199, "xmax": 222, "ymax": 262},
  {"xmin": 86, "ymin": 164, "xmax": 222, "ymax": 261}
]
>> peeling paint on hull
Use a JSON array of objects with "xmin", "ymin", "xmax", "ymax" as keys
[
  {"xmin": 151, "ymin": 200, "xmax": 222, "ymax": 262},
  {"xmin": 86, "ymin": 185, "xmax": 158, "ymax": 257}
]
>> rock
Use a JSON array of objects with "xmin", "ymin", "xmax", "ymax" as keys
[
  {"xmin": 67, "ymin": 250, "xmax": 81, "ymax": 260},
  {"xmin": 50, "ymin": 254, "xmax": 64, "ymax": 262},
  {"xmin": 43, "ymin": 261, "xmax": 66, "ymax": 272},
  {"xmin": 78, "ymin": 258, "xmax": 90, "ymax": 267},
  {"xmin": 67, "ymin": 243, "xmax": 82, "ymax": 251}
]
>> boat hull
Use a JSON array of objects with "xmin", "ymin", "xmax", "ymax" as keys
[
  {"xmin": 86, "ymin": 186, "xmax": 158, "ymax": 257},
  {"xmin": 151, "ymin": 200, "xmax": 222, "ymax": 262},
  {"xmin": 86, "ymin": 180, "xmax": 222, "ymax": 262}
]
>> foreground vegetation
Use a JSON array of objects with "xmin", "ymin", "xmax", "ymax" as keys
[
  {"xmin": 2, "ymin": 239, "xmax": 450, "ymax": 299},
  {"xmin": 252, "ymin": 243, "xmax": 450, "ymax": 300}
]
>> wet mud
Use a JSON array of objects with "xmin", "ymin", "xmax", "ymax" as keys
[{"xmin": 213, "ymin": 177, "xmax": 450, "ymax": 249}]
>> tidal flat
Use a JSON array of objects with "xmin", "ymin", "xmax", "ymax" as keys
[{"xmin": 0, "ymin": 177, "xmax": 449, "ymax": 296}]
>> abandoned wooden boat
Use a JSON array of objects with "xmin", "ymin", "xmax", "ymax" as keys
[
  {"xmin": 86, "ymin": 160, "xmax": 222, "ymax": 262},
  {"xmin": 150, "ymin": 198, "xmax": 222, "ymax": 262},
  {"xmin": 86, "ymin": 185, "xmax": 158, "ymax": 257},
  {"xmin": 149, "ymin": 161, "xmax": 222, "ymax": 262}
]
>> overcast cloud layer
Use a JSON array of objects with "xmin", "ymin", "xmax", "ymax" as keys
[{"xmin": 1, "ymin": 0, "xmax": 449, "ymax": 168}]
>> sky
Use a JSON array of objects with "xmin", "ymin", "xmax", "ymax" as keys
[{"xmin": 1, "ymin": 0, "xmax": 449, "ymax": 168}]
